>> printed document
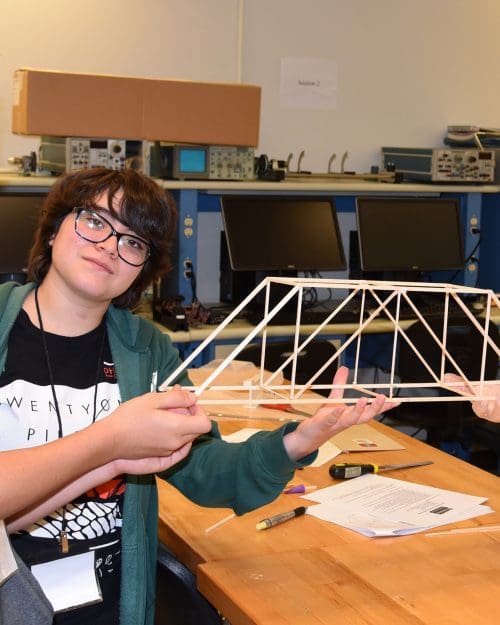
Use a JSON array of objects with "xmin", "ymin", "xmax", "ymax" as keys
[{"xmin": 303, "ymin": 474, "xmax": 493, "ymax": 536}]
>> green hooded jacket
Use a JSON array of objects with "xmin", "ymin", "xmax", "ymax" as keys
[{"xmin": 0, "ymin": 282, "xmax": 314, "ymax": 625}]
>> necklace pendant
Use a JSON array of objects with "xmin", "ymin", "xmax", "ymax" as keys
[{"xmin": 59, "ymin": 530, "xmax": 69, "ymax": 554}]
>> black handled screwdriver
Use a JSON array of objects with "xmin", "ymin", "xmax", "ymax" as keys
[{"xmin": 329, "ymin": 460, "xmax": 433, "ymax": 480}]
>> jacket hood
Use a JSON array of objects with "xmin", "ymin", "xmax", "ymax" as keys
[
  {"xmin": 107, "ymin": 305, "xmax": 156, "ymax": 352},
  {"xmin": 0, "ymin": 281, "xmax": 155, "ymax": 354},
  {"xmin": 0, "ymin": 282, "xmax": 34, "ymax": 353}
]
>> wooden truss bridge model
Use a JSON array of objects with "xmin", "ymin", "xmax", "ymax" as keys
[{"xmin": 160, "ymin": 277, "xmax": 500, "ymax": 412}]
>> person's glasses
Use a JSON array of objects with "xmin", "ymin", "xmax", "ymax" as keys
[{"xmin": 74, "ymin": 208, "xmax": 150, "ymax": 267}]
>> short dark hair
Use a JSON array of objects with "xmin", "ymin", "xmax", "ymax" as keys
[{"xmin": 27, "ymin": 167, "xmax": 178, "ymax": 309}]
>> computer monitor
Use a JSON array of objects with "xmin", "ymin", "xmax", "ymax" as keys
[
  {"xmin": 0, "ymin": 192, "xmax": 46, "ymax": 283},
  {"xmin": 355, "ymin": 196, "xmax": 465, "ymax": 279},
  {"xmin": 220, "ymin": 195, "xmax": 346, "ymax": 317},
  {"xmin": 220, "ymin": 195, "xmax": 346, "ymax": 272}
]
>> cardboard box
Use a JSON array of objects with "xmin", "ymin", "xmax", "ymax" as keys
[
  {"xmin": 12, "ymin": 68, "xmax": 261, "ymax": 147},
  {"xmin": 143, "ymin": 79, "xmax": 260, "ymax": 146}
]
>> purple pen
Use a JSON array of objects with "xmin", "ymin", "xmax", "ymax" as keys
[{"xmin": 284, "ymin": 484, "xmax": 317, "ymax": 494}]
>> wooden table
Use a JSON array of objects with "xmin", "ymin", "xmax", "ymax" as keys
[
  {"xmin": 196, "ymin": 532, "xmax": 500, "ymax": 625},
  {"xmin": 157, "ymin": 387, "xmax": 500, "ymax": 624}
]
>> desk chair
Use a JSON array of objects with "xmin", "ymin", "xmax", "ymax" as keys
[
  {"xmin": 155, "ymin": 543, "xmax": 224, "ymax": 625},
  {"xmin": 238, "ymin": 338, "xmax": 339, "ymax": 397},
  {"xmin": 388, "ymin": 316, "xmax": 499, "ymax": 454},
  {"xmin": 473, "ymin": 419, "xmax": 500, "ymax": 474},
  {"xmin": 0, "ymin": 273, "xmax": 27, "ymax": 284}
]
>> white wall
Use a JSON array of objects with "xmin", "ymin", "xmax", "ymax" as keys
[
  {"xmin": 1, "ymin": 0, "xmax": 499, "ymax": 301},
  {"xmin": 0, "ymin": 0, "xmax": 240, "ymax": 168},
  {"xmin": 1, "ymin": 0, "xmax": 500, "ymax": 171},
  {"xmin": 243, "ymin": 0, "xmax": 500, "ymax": 173}
]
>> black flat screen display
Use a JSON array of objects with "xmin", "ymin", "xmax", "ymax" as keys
[
  {"xmin": 356, "ymin": 197, "xmax": 464, "ymax": 273},
  {"xmin": 0, "ymin": 193, "xmax": 45, "ymax": 277},
  {"xmin": 221, "ymin": 195, "xmax": 346, "ymax": 272}
]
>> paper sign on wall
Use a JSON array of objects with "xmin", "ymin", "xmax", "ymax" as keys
[{"xmin": 280, "ymin": 57, "xmax": 338, "ymax": 110}]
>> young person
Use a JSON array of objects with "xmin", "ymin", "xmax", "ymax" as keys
[{"xmin": 0, "ymin": 167, "xmax": 393, "ymax": 625}]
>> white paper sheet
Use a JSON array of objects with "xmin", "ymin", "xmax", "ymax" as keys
[
  {"xmin": 222, "ymin": 428, "xmax": 341, "ymax": 466},
  {"xmin": 31, "ymin": 551, "xmax": 102, "ymax": 612},
  {"xmin": 222, "ymin": 428, "xmax": 261, "ymax": 443},
  {"xmin": 309, "ymin": 441, "xmax": 342, "ymax": 467},
  {"xmin": 303, "ymin": 474, "xmax": 493, "ymax": 536}
]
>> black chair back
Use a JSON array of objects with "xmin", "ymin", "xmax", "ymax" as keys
[
  {"xmin": 398, "ymin": 317, "xmax": 499, "ymax": 385},
  {"xmin": 238, "ymin": 339, "xmax": 339, "ymax": 396},
  {"xmin": 155, "ymin": 543, "xmax": 223, "ymax": 625},
  {"xmin": 392, "ymin": 316, "xmax": 499, "ymax": 448}
]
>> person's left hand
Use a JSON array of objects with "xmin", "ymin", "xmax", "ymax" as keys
[
  {"xmin": 113, "ymin": 449, "xmax": 193, "ymax": 475},
  {"xmin": 444, "ymin": 374, "xmax": 500, "ymax": 423},
  {"xmin": 283, "ymin": 366, "xmax": 398, "ymax": 461}
]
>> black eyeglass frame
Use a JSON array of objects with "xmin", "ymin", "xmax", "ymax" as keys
[{"xmin": 73, "ymin": 207, "xmax": 151, "ymax": 267}]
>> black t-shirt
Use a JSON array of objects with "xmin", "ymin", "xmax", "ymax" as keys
[{"xmin": 1, "ymin": 310, "xmax": 123, "ymax": 624}]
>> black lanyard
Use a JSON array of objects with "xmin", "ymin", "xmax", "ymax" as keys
[
  {"xmin": 34, "ymin": 285, "xmax": 106, "ymax": 438},
  {"xmin": 34, "ymin": 286, "xmax": 107, "ymax": 553}
]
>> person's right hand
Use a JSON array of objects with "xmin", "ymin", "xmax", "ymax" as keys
[{"xmin": 100, "ymin": 385, "xmax": 212, "ymax": 463}]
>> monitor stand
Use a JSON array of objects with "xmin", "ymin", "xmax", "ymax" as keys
[
  {"xmin": 246, "ymin": 270, "xmax": 299, "ymax": 324},
  {"xmin": 219, "ymin": 232, "xmax": 300, "ymax": 321}
]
